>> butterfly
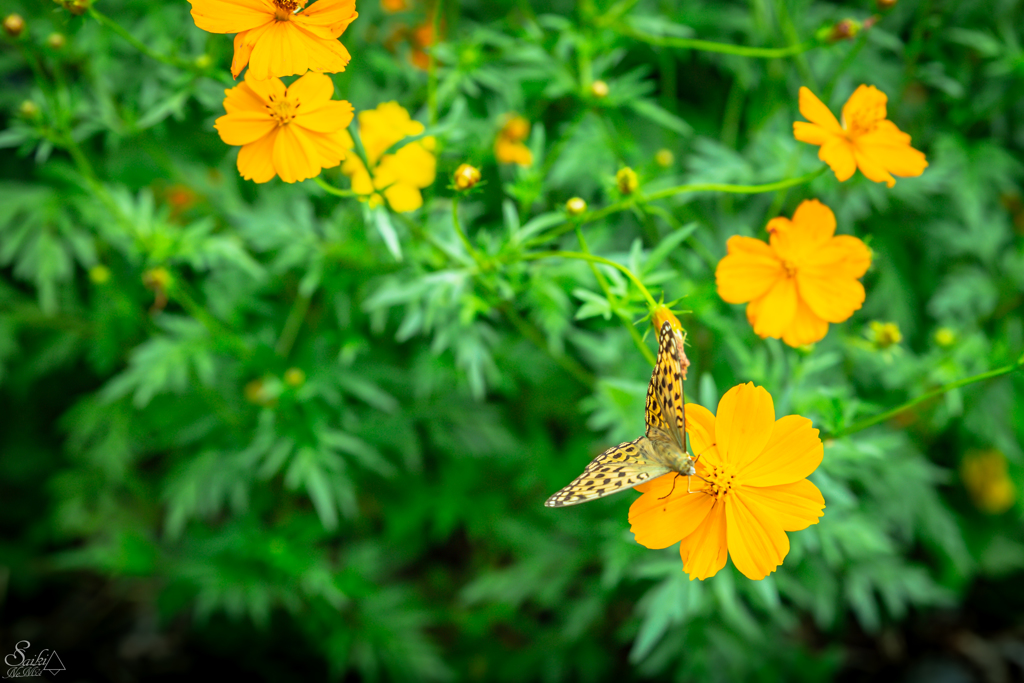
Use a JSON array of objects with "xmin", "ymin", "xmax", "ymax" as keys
[{"xmin": 545, "ymin": 320, "xmax": 696, "ymax": 507}]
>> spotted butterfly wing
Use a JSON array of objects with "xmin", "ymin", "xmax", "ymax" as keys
[
  {"xmin": 645, "ymin": 321, "xmax": 688, "ymax": 454},
  {"xmin": 544, "ymin": 437, "xmax": 670, "ymax": 507}
]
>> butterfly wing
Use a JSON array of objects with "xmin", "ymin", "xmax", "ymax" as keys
[
  {"xmin": 645, "ymin": 321, "xmax": 688, "ymax": 453},
  {"xmin": 544, "ymin": 437, "xmax": 670, "ymax": 507}
]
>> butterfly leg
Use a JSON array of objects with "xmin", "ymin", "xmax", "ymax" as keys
[{"xmin": 658, "ymin": 473, "xmax": 680, "ymax": 500}]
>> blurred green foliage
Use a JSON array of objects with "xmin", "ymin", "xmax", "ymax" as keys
[{"xmin": 1, "ymin": 0, "xmax": 1024, "ymax": 680}]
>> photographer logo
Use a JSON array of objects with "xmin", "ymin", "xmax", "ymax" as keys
[{"xmin": 3, "ymin": 641, "xmax": 65, "ymax": 678}]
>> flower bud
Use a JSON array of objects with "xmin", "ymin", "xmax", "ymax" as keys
[
  {"xmin": 934, "ymin": 327, "xmax": 955, "ymax": 348},
  {"xmin": 616, "ymin": 167, "xmax": 639, "ymax": 195},
  {"xmin": 828, "ymin": 18, "xmax": 862, "ymax": 42},
  {"xmin": 2, "ymin": 14, "xmax": 25, "ymax": 37},
  {"xmin": 193, "ymin": 54, "xmax": 212, "ymax": 70},
  {"xmin": 89, "ymin": 265, "xmax": 111, "ymax": 284},
  {"xmin": 453, "ymin": 163, "xmax": 481, "ymax": 190},
  {"xmin": 19, "ymin": 100, "xmax": 40, "ymax": 119},
  {"xmin": 868, "ymin": 321, "xmax": 902, "ymax": 349},
  {"xmin": 46, "ymin": 32, "xmax": 66, "ymax": 49},
  {"xmin": 54, "ymin": 0, "xmax": 91, "ymax": 15},
  {"xmin": 284, "ymin": 367, "xmax": 306, "ymax": 387},
  {"xmin": 876, "ymin": 0, "xmax": 897, "ymax": 9},
  {"xmin": 565, "ymin": 197, "xmax": 587, "ymax": 216},
  {"xmin": 654, "ymin": 149, "xmax": 674, "ymax": 168},
  {"xmin": 590, "ymin": 79, "xmax": 609, "ymax": 98},
  {"xmin": 142, "ymin": 267, "xmax": 172, "ymax": 291},
  {"xmin": 651, "ymin": 304, "xmax": 682, "ymax": 334}
]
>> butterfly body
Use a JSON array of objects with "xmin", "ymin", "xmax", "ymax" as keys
[{"xmin": 545, "ymin": 320, "xmax": 696, "ymax": 508}]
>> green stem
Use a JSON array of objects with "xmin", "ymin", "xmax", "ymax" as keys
[
  {"xmin": 89, "ymin": 7, "xmax": 193, "ymax": 70},
  {"xmin": 575, "ymin": 227, "xmax": 656, "ymax": 366},
  {"xmin": 529, "ymin": 167, "xmax": 826, "ymax": 246},
  {"xmin": 773, "ymin": 0, "xmax": 817, "ymax": 88},
  {"xmin": 822, "ymin": 31, "xmax": 868, "ymax": 102},
  {"xmin": 500, "ymin": 304, "xmax": 595, "ymax": 386},
  {"xmin": 610, "ymin": 23, "xmax": 816, "ymax": 58},
  {"xmin": 451, "ymin": 196, "xmax": 479, "ymax": 262},
  {"xmin": 520, "ymin": 251, "xmax": 658, "ymax": 310},
  {"xmin": 826, "ymin": 353, "xmax": 1024, "ymax": 439},
  {"xmin": 275, "ymin": 291, "xmax": 312, "ymax": 357},
  {"xmin": 313, "ymin": 175, "xmax": 358, "ymax": 198},
  {"xmin": 427, "ymin": 0, "xmax": 443, "ymax": 127}
]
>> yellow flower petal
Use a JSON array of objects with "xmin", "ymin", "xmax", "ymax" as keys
[
  {"xmin": 296, "ymin": 0, "xmax": 358, "ymax": 38},
  {"xmin": 841, "ymin": 84, "xmax": 887, "ymax": 132},
  {"xmin": 295, "ymin": 100, "xmax": 355, "ymax": 132},
  {"xmin": 272, "ymin": 123, "xmax": 320, "ymax": 183},
  {"xmin": 770, "ymin": 199, "xmax": 836, "ymax": 262},
  {"xmin": 818, "ymin": 138, "xmax": 858, "ymax": 182},
  {"xmin": 247, "ymin": 22, "xmax": 313, "ymax": 81},
  {"xmin": 781, "ymin": 298, "xmax": 829, "ymax": 347},
  {"xmin": 215, "ymin": 111, "xmax": 276, "ymax": 146},
  {"xmin": 793, "ymin": 121, "xmax": 835, "ymax": 146},
  {"xmin": 188, "ymin": 0, "xmax": 274, "ymax": 34},
  {"xmin": 798, "ymin": 86, "xmax": 842, "ymax": 133},
  {"xmin": 739, "ymin": 415, "xmax": 823, "ymax": 487},
  {"xmin": 749, "ymin": 275, "xmax": 798, "ymax": 339},
  {"xmin": 684, "ymin": 402, "xmax": 720, "ymax": 466},
  {"xmin": 715, "ymin": 383, "xmax": 775, "ymax": 472},
  {"xmin": 796, "ymin": 268, "xmax": 866, "ymax": 323},
  {"xmin": 629, "ymin": 484, "xmax": 715, "ymax": 550},
  {"xmin": 288, "ymin": 71, "xmax": 335, "ymax": 109},
  {"xmin": 237, "ymin": 129, "xmax": 279, "ymax": 183},
  {"xmin": 852, "ymin": 147, "xmax": 896, "ymax": 187},
  {"xmin": 243, "ymin": 69, "xmax": 286, "ymax": 101},
  {"xmin": 803, "ymin": 235, "xmax": 872, "ymax": 280},
  {"xmin": 725, "ymin": 492, "xmax": 790, "ymax": 580},
  {"xmin": 679, "ymin": 503, "xmax": 728, "ymax": 580},
  {"xmin": 715, "ymin": 236, "xmax": 785, "ymax": 304},
  {"xmin": 741, "ymin": 479, "xmax": 825, "ymax": 532},
  {"xmin": 383, "ymin": 182, "xmax": 423, "ymax": 212}
]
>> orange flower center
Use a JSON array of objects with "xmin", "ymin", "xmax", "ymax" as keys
[
  {"xmin": 781, "ymin": 259, "xmax": 798, "ymax": 277},
  {"xmin": 844, "ymin": 103, "xmax": 885, "ymax": 138},
  {"xmin": 703, "ymin": 463, "xmax": 737, "ymax": 500},
  {"xmin": 266, "ymin": 93, "xmax": 299, "ymax": 126},
  {"xmin": 273, "ymin": 0, "xmax": 303, "ymax": 20}
]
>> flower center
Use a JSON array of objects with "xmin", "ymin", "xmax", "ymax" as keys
[
  {"xmin": 266, "ymin": 93, "xmax": 299, "ymax": 126},
  {"xmin": 703, "ymin": 463, "xmax": 737, "ymax": 500},
  {"xmin": 781, "ymin": 259, "xmax": 798, "ymax": 278},
  {"xmin": 273, "ymin": 0, "xmax": 303, "ymax": 20},
  {"xmin": 844, "ymin": 103, "xmax": 886, "ymax": 138}
]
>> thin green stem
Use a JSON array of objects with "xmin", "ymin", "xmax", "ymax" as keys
[
  {"xmin": 313, "ymin": 175, "xmax": 359, "ymax": 198},
  {"xmin": 773, "ymin": 0, "xmax": 816, "ymax": 88},
  {"xmin": 609, "ymin": 23, "xmax": 816, "ymax": 58},
  {"xmin": 529, "ymin": 167, "xmax": 826, "ymax": 246},
  {"xmin": 275, "ymin": 292, "xmax": 312, "ymax": 358},
  {"xmin": 89, "ymin": 7, "xmax": 193, "ymax": 70},
  {"xmin": 826, "ymin": 353, "xmax": 1024, "ymax": 440},
  {"xmin": 427, "ymin": 0, "xmax": 443, "ymax": 126},
  {"xmin": 575, "ymin": 226, "xmax": 656, "ymax": 366},
  {"xmin": 520, "ymin": 251, "xmax": 658, "ymax": 310},
  {"xmin": 451, "ymin": 196, "xmax": 479, "ymax": 262},
  {"xmin": 821, "ymin": 31, "xmax": 868, "ymax": 103}
]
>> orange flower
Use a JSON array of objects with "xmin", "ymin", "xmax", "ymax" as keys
[
  {"xmin": 629, "ymin": 383, "xmax": 825, "ymax": 580},
  {"xmin": 715, "ymin": 199, "xmax": 871, "ymax": 347},
  {"xmin": 380, "ymin": 0, "xmax": 408, "ymax": 11},
  {"xmin": 794, "ymin": 85, "xmax": 927, "ymax": 187},
  {"xmin": 495, "ymin": 115, "xmax": 533, "ymax": 167},
  {"xmin": 961, "ymin": 450, "xmax": 1017, "ymax": 514},
  {"xmin": 340, "ymin": 101, "xmax": 436, "ymax": 212},
  {"xmin": 188, "ymin": 0, "xmax": 358, "ymax": 81},
  {"xmin": 215, "ymin": 71, "xmax": 354, "ymax": 183}
]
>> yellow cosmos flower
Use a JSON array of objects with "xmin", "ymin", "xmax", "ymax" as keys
[
  {"xmin": 794, "ymin": 85, "xmax": 928, "ymax": 188},
  {"xmin": 716, "ymin": 199, "xmax": 872, "ymax": 347},
  {"xmin": 495, "ymin": 115, "xmax": 533, "ymax": 167},
  {"xmin": 340, "ymin": 102, "xmax": 436, "ymax": 213},
  {"xmin": 188, "ymin": 0, "xmax": 358, "ymax": 81},
  {"xmin": 630, "ymin": 383, "xmax": 825, "ymax": 580},
  {"xmin": 215, "ymin": 71, "xmax": 354, "ymax": 183}
]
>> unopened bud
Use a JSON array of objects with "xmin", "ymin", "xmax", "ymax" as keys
[
  {"xmin": 19, "ymin": 100, "xmax": 40, "ymax": 118},
  {"xmin": 46, "ymin": 32, "xmax": 66, "ymax": 49},
  {"xmin": 283, "ymin": 367, "xmax": 306, "ymax": 387},
  {"xmin": 876, "ymin": 0, "xmax": 897, "ymax": 9},
  {"xmin": 194, "ymin": 54, "xmax": 212, "ymax": 70},
  {"xmin": 828, "ymin": 18, "xmax": 862, "ymax": 42},
  {"xmin": 55, "ymin": 0, "xmax": 91, "ymax": 15},
  {"xmin": 142, "ymin": 267, "xmax": 172, "ymax": 291},
  {"xmin": 616, "ymin": 167, "xmax": 638, "ymax": 195},
  {"xmin": 565, "ymin": 197, "xmax": 587, "ymax": 216},
  {"xmin": 453, "ymin": 163, "xmax": 481, "ymax": 190},
  {"xmin": 3, "ymin": 14, "xmax": 25, "ymax": 37},
  {"xmin": 934, "ymin": 327, "xmax": 955, "ymax": 348},
  {"xmin": 869, "ymin": 321, "xmax": 902, "ymax": 349},
  {"xmin": 89, "ymin": 265, "xmax": 111, "ymax": 284},
  {"xmin": 654, "ymin": 149, "xmax": 674, "ymax": 168},
  {"xmin": 590, "ymin": 79, "xmax": 609, "ymax": 99}
]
